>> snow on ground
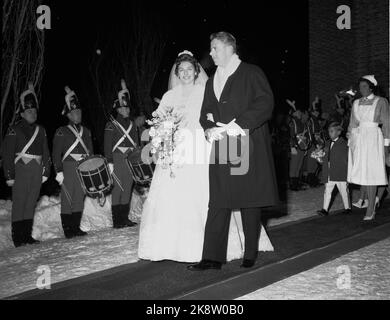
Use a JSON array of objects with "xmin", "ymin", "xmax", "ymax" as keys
[
  {"xmin": 267, "ymin": 186, "xmax": 360, "ymax": 227},
  {"xmin": 0, "ymin": 186, "xmax": 362, "ymax": 299},
  {"xmin": 237, "ymin": 237, "xmax": 390, "ymax": 300},
  {"xmin": 0, "ymin": 191, "xmax": 147, "ymax": 252}
]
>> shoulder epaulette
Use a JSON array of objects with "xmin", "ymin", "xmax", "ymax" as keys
[
  {"xmin": 6, "ymin": 127, "xmax": 16, "ymax": 136},
  {"xmin": 105, "ymin": 122, "xmax": 114, "ymax": 131},
  {"xmin": 55, "ymin": 127, "xmax": 64, "ymax": 136}
]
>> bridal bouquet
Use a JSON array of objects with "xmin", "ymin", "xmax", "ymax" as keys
[
  {"xmin": 310, "ymin": 148, "xmax": 326, "ymax": 164},
  {"xmin": 147, "ymin": 107, "xmax": 184, "ymax": 178}
]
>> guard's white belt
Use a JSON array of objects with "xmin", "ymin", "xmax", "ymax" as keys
[{"xmin": 15, "ymin": 153, "xmax": 42, "ymax": 160}]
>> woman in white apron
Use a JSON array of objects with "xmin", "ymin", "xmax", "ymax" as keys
[{"xmin": 347, "ymin": 75, "xmax": 390, "ymax": 221}]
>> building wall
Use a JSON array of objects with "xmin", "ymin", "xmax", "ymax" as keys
[{"xmin": 309, "ymin": 0, "xmax": 389, "ymax": 111}]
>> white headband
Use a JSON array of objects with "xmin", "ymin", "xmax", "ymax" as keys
[{"xmin": 178, "ymin": 50, "xmax": 193, "ymax": 57}]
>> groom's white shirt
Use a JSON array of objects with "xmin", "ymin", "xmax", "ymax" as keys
[
  {"xmin": 212, "ymin": 54, "xmax": 246, "ymax": 137},
  {"xmin": 213, "ymin": 54, "xmax": 241, "ymax": 101}
]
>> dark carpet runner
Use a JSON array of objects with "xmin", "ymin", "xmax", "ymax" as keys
[{"xmin": 8, "ymin": 201, "xmax": 390, "ymax": 300}]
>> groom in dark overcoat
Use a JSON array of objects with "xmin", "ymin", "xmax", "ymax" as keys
[{"xmin": 189, "ymin": 32, "xmax": 279, "ymax": 271}]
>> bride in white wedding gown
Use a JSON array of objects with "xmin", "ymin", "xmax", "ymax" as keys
[{"xmin": 138, "ymin": 51, "xmax": 273, "ymax": 263}]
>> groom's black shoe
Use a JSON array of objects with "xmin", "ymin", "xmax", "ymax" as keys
[
  {"xmin": 187, "ymin": 260, "xmax": 222, "ymax": 271},
  {"xmin": 240, "ymin": 259, "xmax": 256, "ymax": 268}
]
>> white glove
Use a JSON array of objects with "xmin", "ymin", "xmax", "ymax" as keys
[
  {"xmin": 42, "ymin": 176, "xmax": 48, "ymax": 183},
  {"xmin": 108, "ymin": 163, "xmax": 114, "ymax": 174},
  {"xmin": 291, "ymin": 147, "xmax": 298, "ymax": 155},
  {"xmin": 216, "ymin": 119, "xmax": 246, "ymax": 137},
  {"xmin": 206, "ymin": 128, "xmax": 224, "ymax": 142},
  {"xmin": 6, "ymin": 180, "xmax": 15, "ymax": 187},
  {"xmin": 55, "ymin": 172, "xmax": 64, "ymax": 186}
]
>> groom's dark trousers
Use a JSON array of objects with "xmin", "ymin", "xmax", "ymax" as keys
[{"xmin": 202, "ymin": 207, "xmax": 262, "ymax": 263}]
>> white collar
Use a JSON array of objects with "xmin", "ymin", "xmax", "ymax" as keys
[
  {"xmin": 331, "ymin": 137, "xmax": 339, "ymax": 143},
  {"xmin": 364, "ymin": 94, "xmax": 375, "ymax": 100}
]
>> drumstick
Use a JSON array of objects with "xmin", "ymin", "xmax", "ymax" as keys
[
  {"xmin": 62, "ymin": 183, "xmax": 73, "ymax": 206},
  {"xmin": 111, "ymin": 172, "xmax": 124, "ymax": 192}
]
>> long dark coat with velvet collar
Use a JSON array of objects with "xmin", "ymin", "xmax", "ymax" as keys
[{"xmin": 200, "ymin": 62, "xmax": 279, "ymax": 209}]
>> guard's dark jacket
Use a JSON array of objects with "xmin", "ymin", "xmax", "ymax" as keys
[
  {"xmin": 321, "ymin": 137, "xmax": 348, "ymax": 183},
  {"xmin": 104, "ymin": 115, "xmax": 139, "ymax": 163},
  {"xmin": 200, "ymin": 62, "xmax": 279, "ymax": 209},
  {"xmin": 52, "ymin": 124, "xmax": 94, "ymax": 173},
  {"xmin": 2, "ymin": 119, "xmax": 51, "ymax": 180}
]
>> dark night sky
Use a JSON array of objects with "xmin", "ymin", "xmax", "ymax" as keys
[{"xmin": 41, "ymin": 0, "xmax": 309, "ymax": 141}]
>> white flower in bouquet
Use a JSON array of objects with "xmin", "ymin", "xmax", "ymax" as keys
[
  {"xmin": 163, "ymin": 120, "xmax": 174, "ymax": 130},
  {"xmin": 152, "ymin": 136, "xmax": 162, "ymax": 147},
  {"xmin": 311, "ymin": 148, "xmax": 325, "ymax": 164},
  {"xmin": 146, "ymin": 106, "xmax": 183, "ymax": 177},
  {"xmin": 149, "ymin": 127, "xmax": 157, "ymax": 138}
]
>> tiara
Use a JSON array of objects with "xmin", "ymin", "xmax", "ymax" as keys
[{"xmin": 178, "ymin": 50, "xmax": 193, "ymax": 57}]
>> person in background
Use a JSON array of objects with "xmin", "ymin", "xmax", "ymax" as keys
[
  {"xmin": 347, "ymin": 75, "xmax": 389, "ymax": 221},
  {"xmin": 271, "ymin": 112, "xmax": 290, "ymax": 198},
  {"xmin": 317, "ymin": 122, "xmax": 351, "ymax": 216},
  {"xmin": 2, "ymin": 83, "xmax": 51, "ymax": 247},
  {"xmin": 374, "ymin": 96, "xmax": 390, "ymax": 208},
  {"xmin": 354, "ymin": 96, "xmax": 390, "ymax": 210},
  {"xmin": 305, "ymin": 96, "xmax": 324, "ymax": 187},
  {"xmin": 52, "ymin": 86, "xmax": 94, "ymax": 238},
  {"xmin": 287, "ymin": 99, "xmax": 307, "ymax": 191},
  {"xmin": 352, "ymin": 186, "xmax": 369, "ymax": 209},
  {"xmin": 319, "ymin": 112, "xmax": 331, "ymax": 141},
  {"xmin": 104, "ymin": 80, "xmax": 138, "ymax": 228},
  {"xmin": 332, "ymin": 93, "xmax": 350, "ymax": 135}
]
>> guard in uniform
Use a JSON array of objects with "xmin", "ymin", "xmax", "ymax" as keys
[
  {"xmin": 104, "ymin": 80, "xmax": 138, "ymax": 228},
  {"xmin": 2, "ymin": 83, "xmax": 51, "ymax": 247},
  {"xmin": 305, "ymin": 97, "xmax": 324, "ymax": 187},
  {"xmin": 286, "ymin": 99, "xmax": 307, "ymax": 191},
  {"xmin": 331, "ymin": 93, "xmax": 350, "ymax": 136},
  {"xmin": 53, "ymin": 86, "xmax": 93, "ymax": 238},
  {"xmin": 271, "ymin": 113, "xmax": 291, "ymax": 198}
]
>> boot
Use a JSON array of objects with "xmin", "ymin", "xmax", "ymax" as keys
[
  {"xmin": 120, "ymin": 204, "xmax": 137, "ymax": 227},
  {"xmin": 112, "ymin": 205, "xmax": 125, "ymax": 229},
  {"xmin": 71, "ymin": 212, "xmax": 87, "ymax": 237},
  {"xmin": 23, "ymin": 219, "xmax": 40, "ymax": 245},
  {"xmin": 61, "ymin": 214, "xmax": 75, "ymax": 239},
  {"xmin": 11, "ymin": 221, "xmax": 25, "ymax": 248}
]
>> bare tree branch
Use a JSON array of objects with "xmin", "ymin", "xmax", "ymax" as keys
[{"xmin": 1, "ymin": 0, "xmax": 45, "ymax": 145}]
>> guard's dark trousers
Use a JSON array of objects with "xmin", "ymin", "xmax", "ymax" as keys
[{"xmin": 202, "ymin": 207, "xmax": 262, "ymax": 263}]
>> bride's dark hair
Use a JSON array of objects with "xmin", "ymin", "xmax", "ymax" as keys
[{"xmin": 174, "ymin": 53, "xmax": 201, "ymax": 80}]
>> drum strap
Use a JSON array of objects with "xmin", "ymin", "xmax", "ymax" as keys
[
  {"xmin": 307, "ymin": 122, "xmax": 313, "ymax": 141},
  {"xmin": 292, "ymin": 118, "xmax": 297, "ymax": 135},
  {"xmin": 63, "ymin": 125, "xmax": 90, "ymax": 161},
  {"xmin": 14, "ymin": 126, "xmax": 40, "ymax": 164},
  {"xmin": 111, "ymin": 119, "xmax": 137, "ymax": 152}
]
